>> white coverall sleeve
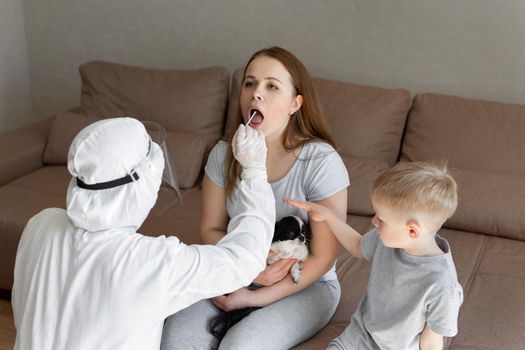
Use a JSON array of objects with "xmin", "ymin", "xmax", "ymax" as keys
[{"xmin": 164, "ymin": 177, "xmax": 275, "ymax": 313}]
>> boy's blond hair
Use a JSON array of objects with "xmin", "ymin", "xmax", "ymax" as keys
[{"xmin": 371, "ymin": 161, "xmax": 458, "ymax": 222}]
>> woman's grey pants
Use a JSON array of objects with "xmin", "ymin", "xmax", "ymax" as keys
[{"xmin": 161, "ymin": 279, "xmax": 341, "ymax": 350}]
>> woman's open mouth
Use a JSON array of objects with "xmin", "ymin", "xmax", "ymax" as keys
[{"xmin": 247, "ymin": 108, "xmax": 264, "ymax": 128}]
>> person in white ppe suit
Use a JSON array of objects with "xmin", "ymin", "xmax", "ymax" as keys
[{"xmin": 11, "ymin": 117, "xmax": 275, "ymax": 350}]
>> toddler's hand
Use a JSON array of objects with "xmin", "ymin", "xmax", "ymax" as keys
[
  {"xmin": 285, "ymin": 199, "xmax": 333, "ymax": 222},
  {"xmin": 232, "ymin": 124, "xmax": 267, "ymax": 180}
]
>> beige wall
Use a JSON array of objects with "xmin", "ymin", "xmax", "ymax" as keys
[
  {"xmin": 0, "ymin": 0, "xmax": 33, "ymax": 133},
  {"xmin": 19, "ymin": 0, "xmax": 525, "ymax": 120}
]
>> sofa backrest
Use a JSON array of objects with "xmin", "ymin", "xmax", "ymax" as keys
[
  {"xmin": 41, "ymin": 61, "xmax": 233, "ymax": 190},
  {"xmin": 401, "ymin": 93, "xmax": 525, "ymax": 240},
  {"xmin": 78, "ymin": 60, "xmax": 229, "ymax": 153},
  {"xmin": 226, "ymin": 69, "xmax": 412, "ymax": 216}
]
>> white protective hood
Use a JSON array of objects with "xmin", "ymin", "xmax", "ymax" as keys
[{"xmin": 66, "ymin": 117, "xmax": 164, "ymax": 232}]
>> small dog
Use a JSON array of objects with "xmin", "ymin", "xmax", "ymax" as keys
[
  {"xmin": 209, "ymin": 215, "xmax": 312, "ymax": 341},
  {"xmin": 267, "ymin": 215, "xmax": 311, "ymax": 283}
]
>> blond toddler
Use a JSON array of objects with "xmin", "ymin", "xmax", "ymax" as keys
[{"xmin": 287, "ymin": 161, "xmax": 463, "ymax": 350}]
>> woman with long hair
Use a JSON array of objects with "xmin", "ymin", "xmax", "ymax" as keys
[{"xmin": 162, "ymin": 47, "xmax": 349, "ymax": 349}]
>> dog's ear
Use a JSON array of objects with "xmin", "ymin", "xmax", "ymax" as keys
[
  {"xmin": 274, "ymin": 216, "xmax": 291, "ymax": 241},
  {"xmin": 302, "ymin": 223, "xmax": 312, "ymax": 244}
]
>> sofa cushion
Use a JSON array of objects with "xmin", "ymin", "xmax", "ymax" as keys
[
  {"xmin": 447, "ymin": 167, "xmax": 525, "ymax": 240},
  {"xmin": 314, "ymin": 78, "xmax": 411, "ymax": 165},
  {"xmin": 165, "ymin": 132, "xmax": 207, "ymax": 189},
  {"xmin": 226, "ymin": 69, "xmax": 411, "ymax": 166},
  {"xmin": 402, "ymin": 93, "xmax": 525, "ymax": 174},
  {"xmin": 402, "ymin": 93, "xmax": 525, "ymax": 240},
  {"xmin": 342, "ymin": 156, "xmax": 389, "ymax": 216},
  {"xmin": 43, "ymin": 111, "xmax": 100, "ymax": 164},
  {"xmin": 79, "ymin": 61, "xmax": 229, "ymax": 152}
]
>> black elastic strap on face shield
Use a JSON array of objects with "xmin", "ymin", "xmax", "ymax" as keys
[
  {"xmin": 76, "ymin": 138, "xmax": 151, "ymax": 190},
  {"xmin": 76, "ymin": 171, "xmax": 139, "ymax": 190}
]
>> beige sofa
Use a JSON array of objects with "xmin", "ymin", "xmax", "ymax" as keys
[{"xmin": 1, "ymin": 61, "xmax": 524, "ymax": 349}]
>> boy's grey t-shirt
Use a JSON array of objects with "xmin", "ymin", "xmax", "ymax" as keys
[
  {"xmin": 331, "ymin": 229, "xmax": 463, "ymax": 350},
  {"xmin": 205, "ymin": 140, "xmax": 349, "ymax": 281}
]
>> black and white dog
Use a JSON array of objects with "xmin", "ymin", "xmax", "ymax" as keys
[{"xmin": 209, "ymin": 215, "xmax": 312, "ymax": 341}]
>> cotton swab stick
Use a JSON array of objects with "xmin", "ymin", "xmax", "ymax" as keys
[{"xmin": 246, "ymin": 110, "xmax": 257, "ymax": 127}]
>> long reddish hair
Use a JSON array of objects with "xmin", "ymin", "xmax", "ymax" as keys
[{"xmin": 225, "ymin": 47, "xmax": 336, "ymax": 196}]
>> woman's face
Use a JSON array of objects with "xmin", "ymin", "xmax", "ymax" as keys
[{"xmin": 240, "ymin": 56, "xmax": 302, "ymax": 140}]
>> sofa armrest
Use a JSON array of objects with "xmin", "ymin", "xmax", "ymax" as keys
[{"xmin": 0, "ymin": 117, "xmax": 54, "ymax": 186}]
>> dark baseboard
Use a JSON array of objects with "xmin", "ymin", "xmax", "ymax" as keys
[{"xmin": 0, "ymin": 289, "xmax": 11, "ymax": 301}]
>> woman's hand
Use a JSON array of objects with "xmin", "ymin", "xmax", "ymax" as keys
[
  {"xmin": 252, "ymin": 251, "xmax": 297, "ymax": 287},
  {"xmin": 212, "ymin": 287, "xmax": 254, "ymax": 311}
]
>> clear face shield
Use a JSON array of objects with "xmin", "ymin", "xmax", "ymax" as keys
[{"xmin": 141, "ymin": 121, "xmax": 182, "ymax": 203}]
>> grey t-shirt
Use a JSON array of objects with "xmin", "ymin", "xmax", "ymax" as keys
[
  {"xmin": 205, "ymin": 140, "xmax": 350, "ymax": 281},
  {"xmin": 330, "ymin": 229, "xmax": 463, "ymax": 349}
]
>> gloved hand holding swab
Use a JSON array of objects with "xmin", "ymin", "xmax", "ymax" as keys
[{"xmin": 232, "ymin": 124, "xmax": 267, "ymax": 180}]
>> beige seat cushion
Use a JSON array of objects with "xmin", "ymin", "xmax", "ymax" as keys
[
  {"xmin": 79, "ymin": 60, "xmax": 229, "ymax": 152},
  {"xmin": 447, "ymin": 233, "xmax": 525, "ymax": 350}
]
